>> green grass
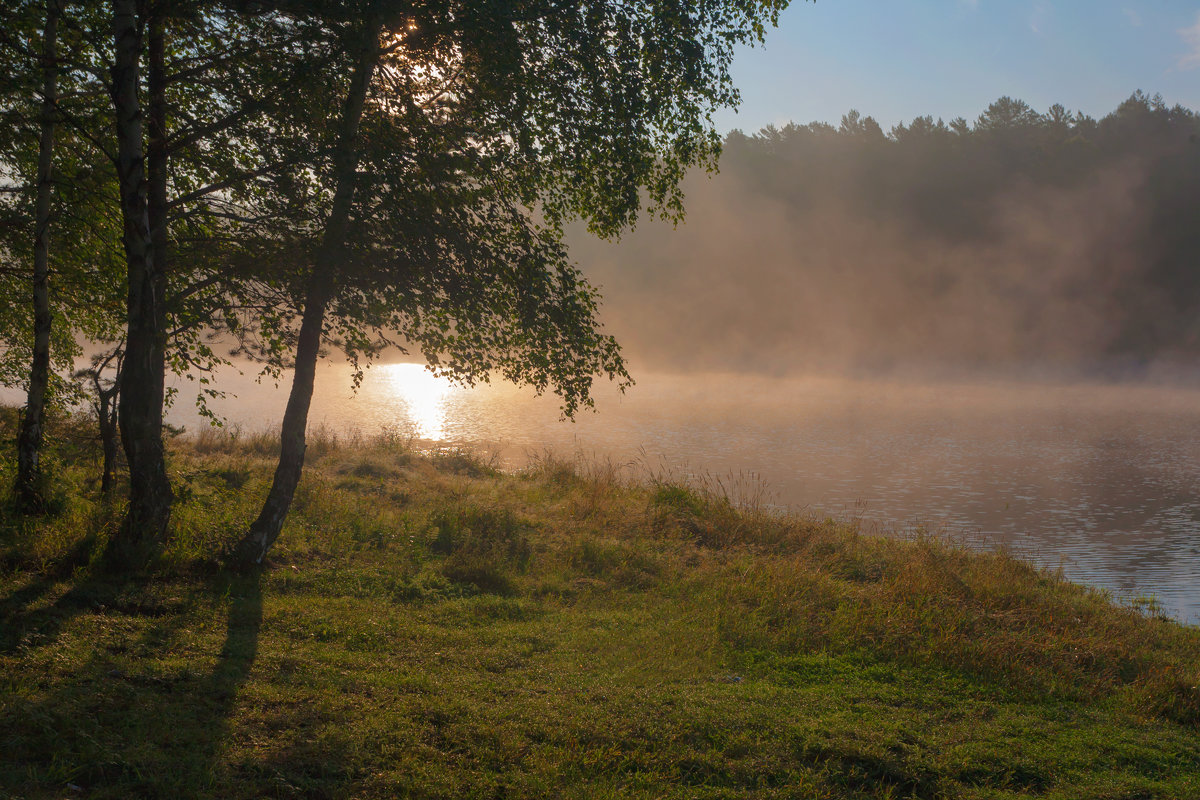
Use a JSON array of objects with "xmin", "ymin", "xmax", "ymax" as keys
[{"xmin": 1, "ymin": 416, "xmax": 1198, "ymax": 798}]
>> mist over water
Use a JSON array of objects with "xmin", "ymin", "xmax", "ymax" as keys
[
  {"xmin": 567, "ymin": 100, "xmax": 1200, "ymax": 379},
  {"xmin": 162, "ymin": 363, "xmax": 1200, "ymax": 624},
  {"xmin": 570, "ymin": 165, "xmax": 1180, "ymax": 379}
]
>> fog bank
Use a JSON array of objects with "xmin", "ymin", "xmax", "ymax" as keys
[{"xmin": 569, "ymin": 95, "xmax": 1200, "ymax": 380}]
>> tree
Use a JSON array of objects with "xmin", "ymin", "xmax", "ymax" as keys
[
  {"xmin": 104, "ymin": 0, "xmax": 309, "ymax": 557},
  {"xmin": 75, "ymin": 342, "xmax": 123, "ymax": 495},
  {"xmin": 0, "ymin": 0, "xmax": 126, "ymax": 511},
  {"xmin": 974, "ymin": 96, "xmax": 1041, "ymax": 132},
  {"xmin": 12, "ymin": 0, "xmax": 63, "ymax": 513},
  {"xmin": 229, "ymin": 0, "xmax": 795, "ymax": 566},
  {"xmin": 108, "ymin": 0, "xmax": 172, "ymax": 553},
  {"xmin": 839, "ymin": 109, "xmax": 884, "ymax": 142}
]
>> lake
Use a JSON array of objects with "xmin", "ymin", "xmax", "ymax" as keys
[{"xmin": 157, "ymin": 362, "xmax": 1200, "ymax": 625}]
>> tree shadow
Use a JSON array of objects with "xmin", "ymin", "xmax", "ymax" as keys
[
  {"xmin": 0, "ymin": 539, "xmax": 138, "ymax": 654},
  {"xmin": 192, "ymin": 572, "xmax": 264, "ymax": 778},
  {"xmin": 1, "ymin": 571, "xmax": 265, "ymax": 796},
  {"xmin": 207, "ymin": 574, "xmax": 264, "ymax": 705},
  {"xmin": 0, "ymin": 531, "xmax": 98, "ymax": 605}
]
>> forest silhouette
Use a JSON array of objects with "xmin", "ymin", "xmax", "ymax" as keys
[{"xmin": 575, "ymin": 92, "xmax": 1200, "ymax": 378}]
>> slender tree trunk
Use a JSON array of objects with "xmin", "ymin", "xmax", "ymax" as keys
[
  {"xmin": 231, "ymin": 23, "xmax": 382, "ymax": 568},
  {"xmin": 98, "ymin": 386, "xmax": 120, "ymax": 496},
  {"xmin": 94, "ymin": 364, "xmax": 121, "ymax": 496},
  {"xmin": 110, "ymin": 0, "xmax": 171, "ymax": 557},
  {"xmin": 15, "ymin": 0, "xmax": 63, "ymax": 514},
  {"xmin": 232, "ymin": 279, "xmax": 333, "ymax": 566}
]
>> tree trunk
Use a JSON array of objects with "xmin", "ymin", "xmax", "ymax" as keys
[
  {"xmin": 110, "ymin": 0, "xmax": 171, "ymax": 558},
  {"xmin": 232, "ymin": 280, "xmax": 332, "ymax": 566},
  {"xmin": 99, "ymin": 389, "xmax": 119, "ymax": 496},
  {"xmin": 231, "ymin": 22, "xmax": 382, "ymax": 568},
  {"xmin": 15, "ymin": 0, "xmax": 63, "ymax": 514},
  {"xmin": 96, "ymin": 371, "xmax": 120, "ymax": 496}
]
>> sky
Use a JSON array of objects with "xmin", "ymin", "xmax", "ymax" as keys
[{"xmin": 714, "ymin": 1, "xmax": 1200, "ymax": 134}]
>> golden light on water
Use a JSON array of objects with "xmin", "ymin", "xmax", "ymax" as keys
[{"xmin": 377, "ymin": 363, "xmax": 456, "ymax": 440}]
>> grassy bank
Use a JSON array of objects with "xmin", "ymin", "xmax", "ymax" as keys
[{"xmin": 1, "ymin": 418, "xmax": 1199, "ymax": 799}]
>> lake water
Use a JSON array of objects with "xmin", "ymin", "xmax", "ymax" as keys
[{"xmin": 160, "ymin": 362, "xmax": 1200, "ymax": 625}]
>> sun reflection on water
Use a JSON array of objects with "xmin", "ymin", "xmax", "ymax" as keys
[{"xmin": 376, "ymin": 363, "xmax": 456, "ymax": 440}]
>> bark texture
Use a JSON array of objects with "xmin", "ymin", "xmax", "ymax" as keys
[
  {"xmin": 15, "ymin": 0, "xmax": 62, "ymax": 513},
  {"xmin": 111, "ymin": 1, "xmax": 172, "ymax": 555},
  {"xmin": 232, "ymin": 24, "xmax": 382, "ymax": 567}
]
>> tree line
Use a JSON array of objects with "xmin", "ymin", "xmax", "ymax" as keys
[
  {"xmin": 573, "ymin": 92, "xmax": 1200, "ymax": 375},
  {"xmin": 0, "ymin": 0, "xmax": 792, "ymax": 567}
]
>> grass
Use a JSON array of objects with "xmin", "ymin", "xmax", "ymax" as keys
[{"xmin": 0, "ymin": 413, "xmax": 1198, "ymax": 798}]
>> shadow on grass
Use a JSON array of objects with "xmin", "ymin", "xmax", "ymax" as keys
[
  {"xmin": 0, "ymin": 536, "xmax": 134, "ymax": 654},
  {"xmin": 1, "ymin": 572, "xmax": 264, "ymax": 797},
  {"xmin": 192, "ymin": 573, "xmax": 265, "ymax": 779}
]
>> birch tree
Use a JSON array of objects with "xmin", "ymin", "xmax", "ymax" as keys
[
  {"xmin": 0, "ymin": 0, "xmax": 124, "ymax": 511},
  {"xmin": 104, "ymin": 0, "xmax": 304, "ymax": 557},
  {"xmin": 229, "ymin": 0, "xmax": 792, "ymax": 566}
]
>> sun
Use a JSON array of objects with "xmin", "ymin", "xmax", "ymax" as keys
[{"xmin": 376, "ymin": 363, "xmax": 456, "ymax": 440}]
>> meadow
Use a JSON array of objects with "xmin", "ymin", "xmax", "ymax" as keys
[{"xmin": 2, "ymin": 415, "xmax": 1198, "ymax": 799}]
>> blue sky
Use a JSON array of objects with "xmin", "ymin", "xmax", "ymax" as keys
[{"xmin": 714, "ymin": 1, "xmax": 1200, "ymax": 133}]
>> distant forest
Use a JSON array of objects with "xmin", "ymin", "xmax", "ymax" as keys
[{"xmin": 574, "ymin": 92, "xmax": 1200, "ymax": 378}]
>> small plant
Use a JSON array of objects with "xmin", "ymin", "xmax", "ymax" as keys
[{"xmin": 1130, "ymin": 593, "xmax": 1171, "ymax": 621}]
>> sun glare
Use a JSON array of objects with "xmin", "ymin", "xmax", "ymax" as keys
[{"xmin": 377, "ymin": 363, "xmax": 456, "ymax": 440}]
